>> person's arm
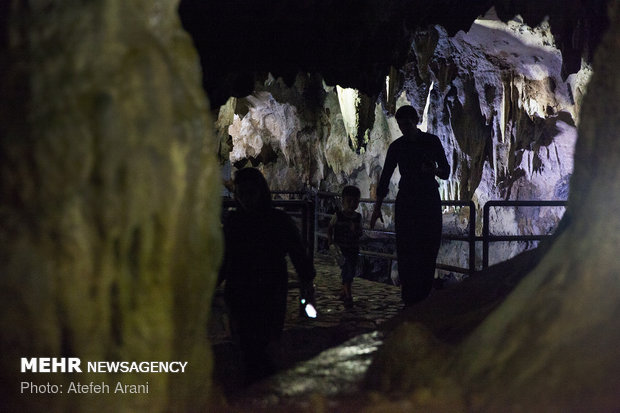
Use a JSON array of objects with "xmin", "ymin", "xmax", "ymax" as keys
[
  {"xmin": 327, "ymin": 213, "xmax": 337, "ymax": 245},
  {"xmin": 370, "ymin": 198, "xmax": 385, "ymax": 229},
  {"xmin": 283, "ymin": 213, "xmax": 316, "ymax": 306},
  {"xmin": 371, "ymin": 144, "xmax": 397, "ymax": 229},
  {"xmin": 434, "ymin": 137, "xmax": 450, "ymax": 180},
  {"xmin": 283, "ymin": 213, "xmax": 315, "ymax": 284},
  {"xmin": 354, "ymin": 213, "xmax": 363, "ymax": 238},
  {"xmin": 217, "ymin": 215, "xmax": 234, "ymax": 286}
]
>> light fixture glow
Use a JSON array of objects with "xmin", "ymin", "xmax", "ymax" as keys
[{"xmin": 300, "ymin": 299, "xmax": 317, "ymax": 318}]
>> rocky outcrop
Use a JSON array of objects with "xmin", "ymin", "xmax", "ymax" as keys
[
  {"xmin": 0, "ymin": 2, "xmax": 220, "ymax": 412},
  {"xmin": 180, "ymin": 0, "xmax": 608, "ymax": 108},
  {"xmin": 219, "ymin": 9, "xmax": 587, "ymax": 267},
  {"xmin": 0, "ymin": 0, "xmax": 616, "ymax": 411},
  {"xmin": 366, "ymin": 2, "xmax": 620, "ymax": 410},
  {"xmin": 407, "ymin": 9, "xmax": 587, "ymax": 257}
]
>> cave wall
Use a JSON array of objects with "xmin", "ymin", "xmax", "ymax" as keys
[
  {"xmin": 0, "ymin": 1, "xmax": 220, "ymax": 412},
  {"xmin": 0, "ymin": 0, "xmax": 615, "ymax": 411},
  {"xmin": 366, "ymin": 1, "xmax": 620, "ymax": 410},
  {"xmin": 180, "ymin": 0, "xmax": 608, "ymax": 109},
  {"xmin": 404, "ymin": 9, "xmax": 588, "ymax": 263},
  {"xmin": 218, "ymin": 9, "xmax": 587, "ymax": 266}
]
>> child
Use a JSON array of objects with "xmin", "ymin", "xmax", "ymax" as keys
[{"xmin": 328, "ymin": 185, "xmax": 363, "ymax": 307}]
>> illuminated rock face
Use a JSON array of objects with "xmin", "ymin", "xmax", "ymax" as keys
[
  {"xmin": 406, "ymin": 8, "xmax": 590, "ymax": 263},
  {"xmin": 409, "ymin": 8, "xmax": 585, "ymax": 203},
  {"xmin": 180, "ymin": 0, "xmax": 606, "ymax": 109},
  {"xmin": 369, "ymin": 4, "xmax": 620, "ymax": 410},
  {"xmin": 221, "ymin": 9, "xmax": 587, "ymax": 264},
  {"xmin": 0, "ymin": 2, "xmax": 220, "ymax": 412}
]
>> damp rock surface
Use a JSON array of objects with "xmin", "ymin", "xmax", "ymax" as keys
[
  {"xmin": 0, "ymin": 2, "xmax": 221, "ymax": 412},
  {"xmin": 209, "ymin": 255, "xmax": 402, "ymax": 406},
  {"xmin": 221, "ymin": 247, "xmax": 541, "ymax": 412}
]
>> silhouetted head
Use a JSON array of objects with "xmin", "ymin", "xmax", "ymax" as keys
[
  {"xmin": 233, "ymin": 168, "xmax": 272, "ymax": 212},
  {"xmin": 341, "ymin": 185, "xmax": 361, "ymax": 212},
  {"xmin": 395, "ymin": 105, "xmax": 419, "ymax": 135}
]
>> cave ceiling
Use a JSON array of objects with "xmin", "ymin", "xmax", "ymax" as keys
[{"xmin": 179, "ymin": 0, "xmax": 609, "ymax": 108}]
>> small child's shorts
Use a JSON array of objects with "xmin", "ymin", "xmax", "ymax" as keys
[{"xmin": 340, "ymin": 252, "xmax": 358, "ymax": 283}]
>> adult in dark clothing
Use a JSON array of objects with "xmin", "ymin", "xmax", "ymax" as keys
[
  {"xmin": 370, "ymin": 106, "xmax": 450, "ymax": 306},
  {"xmin": 219, "ymin": 168, "xmax": 315, "ymax": 384}
]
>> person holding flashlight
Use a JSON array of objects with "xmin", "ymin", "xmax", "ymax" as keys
[{"xmin": 219, "ymin": 167, "xmax": 316, "ymax": 385}]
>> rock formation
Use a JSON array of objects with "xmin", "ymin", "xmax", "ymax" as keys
[
  {"xmin": 366, "ymin": 2, "xmax": 620, "ymax": 411},
  {"xmin": 180, "ymin": 0, "xmax": 608, "ymax": 108},
  {"xmin": 216, "ymin": 9, "xmax": 589, "ymax": 267},
  {"xmin": 0, "ymin": 0, "xmax": 618, "ymax": 411},
  {"xmin": 0, "ymin": 1, "xmax": 220, "ymax": 412}
]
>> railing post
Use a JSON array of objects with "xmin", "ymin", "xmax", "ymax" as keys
[
  {"xmin": 300, "ymin": 201, "xmax": 308, "ymax": 258},
  {"xmin": 480, "ymin": 200, "xmax": 566, "ymax": 270},
  {"xmin": 468, "ymin": 200, "xmax": 476, "ymax": 275},
  {"xmin": 313, "ymin": 192, "xmax": 318, "ymax": 254},
  {"xmin": 483, "ymin": 202, "xmax": 490, "ymax": 269},
  {"xmin": 308, "ymin": 198, "xmax": 315, "ymax": 262}
]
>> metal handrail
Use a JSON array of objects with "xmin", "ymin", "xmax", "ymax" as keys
[
  {"xmin": 222, "ymin": 198, "xmax": 315, "ymax": 262},
  {"xmin": 314, "ymin": 192, "xmax": 476, "ymax": 275},
  {"xmin": 441, "ymin": 200, "xmax": 476, "ymax": 275},
  {"xmin": 224, "ymin": 192, "xmax": 567, "ymax": 277},
  {"xmin": 482, "ymin": 200, "xmax": 567, "ymax": 268}
]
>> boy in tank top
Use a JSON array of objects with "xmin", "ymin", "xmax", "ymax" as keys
[{"xmin": 328, "ymin": 185, "xmax": 363, "ymax": 307}]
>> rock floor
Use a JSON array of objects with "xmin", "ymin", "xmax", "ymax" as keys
[
  {"xmin": 209, "ymin": 248, "xmax": 538, "ymax": 412},
  {"xmin": 209, "ymin": 253, "xmax": 403, "ymax": 410}
]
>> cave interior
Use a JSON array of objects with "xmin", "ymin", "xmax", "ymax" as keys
[{"xmin": 0, "ymin": 0, "xmax": 619, "ymax": 411}]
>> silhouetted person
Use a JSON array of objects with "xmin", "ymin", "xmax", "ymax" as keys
[
  {"xmin": 327, "ymin": 185, "xmax": 363, "ymax": 308},
  {"xmin": 219, "ymin": 168, "xmax": 315, "ymax": 385},
  {"xmin": 370, "ymin": 106, "xmax": 450, "ymax": 306}
]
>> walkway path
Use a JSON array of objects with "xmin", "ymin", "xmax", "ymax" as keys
[
  {"xmin": 210, "ymin": 246, "xmax": 540, "ymax": 412},
  {"xmin": 209, "ymin": 253, "xmax": 404, "ymax": 408}
]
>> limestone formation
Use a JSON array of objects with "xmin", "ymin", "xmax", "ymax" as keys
[
  {"xmin": 0, "ymin": 1, "xmax": 220, "ymax": 412},
  {"xmin": 366, "ymin": 2, "xmax": 620, "ymax": 410},
  {"xmin": 219, "ymin": 10, "xmax": 585, "ymax": 267},
  {"xmin": 180, "ymin": 0, "xmax": 607, "ymax": 108},
  {"xmin": 460, "ymin": 2, "xmax": 620, "ymax": 409}
]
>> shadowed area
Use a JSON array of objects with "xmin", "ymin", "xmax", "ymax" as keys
[{"xmin": 214, "ymin": 246, "xmax": 542, "ymax": 411}]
